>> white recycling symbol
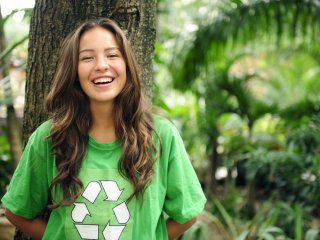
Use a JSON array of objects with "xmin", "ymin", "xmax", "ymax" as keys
[{"xmin": 71, "ymin": 180, "xmax": 130, "ymax": 240}]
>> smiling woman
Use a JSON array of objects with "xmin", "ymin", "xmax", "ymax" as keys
[
  {"xmin": 77, "ymin": 26, "xmax": 127, "ymax": 143},
  {"xmin": 77, "ymin": 27, "xmax": 127, "ymax": 112},
  {"xmin": 1, "ymin": 18, "xmax": 206, "ymax": 240}
]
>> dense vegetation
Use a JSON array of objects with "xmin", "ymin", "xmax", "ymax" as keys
[{"xmin": 154, "ymin": 0, "xmax": 320, "ymax": 239}]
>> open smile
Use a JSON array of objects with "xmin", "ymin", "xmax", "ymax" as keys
[{"xmin": 92, "ymin": 77, "xmax": 115, "ymax": 85}]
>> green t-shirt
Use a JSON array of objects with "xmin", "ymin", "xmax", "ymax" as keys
[{"xmin": 2, "ymin": 115, "xmax": 206, "ymax": 240}]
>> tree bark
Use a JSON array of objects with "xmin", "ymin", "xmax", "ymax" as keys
[
  {"xmin": 22, "ymin": 0, "xmax": 156, "ymax": 141},
  {"xmin": 18, "ymin": 1, "xmax": 156, "ymax": 239}
]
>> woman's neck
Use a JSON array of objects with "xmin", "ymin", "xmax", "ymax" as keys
[{"xmin": 89, "ymin": 102, "xmax": 117, "ymax": 143}]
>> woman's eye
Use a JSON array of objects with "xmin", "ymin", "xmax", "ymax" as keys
[
  {"xmin": 108, "ymin": 54, "xmax": 118, "ymax": 59},
  {"xmin": 81, "ymin": 56, "xmax": 93, "ymax": 61}
]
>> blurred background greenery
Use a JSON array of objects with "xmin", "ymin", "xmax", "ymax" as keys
[{"xmin": 1, "ymin": 0, "xmax": 320, "ymax": 239}]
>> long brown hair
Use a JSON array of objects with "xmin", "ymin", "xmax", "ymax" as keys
[{"xmin": 45, "ymin": 18, "xmax": 159, "ymax": 207}]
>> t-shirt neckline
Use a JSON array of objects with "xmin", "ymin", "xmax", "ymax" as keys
[{"xmin": 88, "ymin": 135, "xmax": 121, "ymax": 150}]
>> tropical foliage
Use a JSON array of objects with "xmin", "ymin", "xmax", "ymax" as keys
[
  {"xmin": 155, "ymin": 0, "xmax": 320, "ymax": 238},
  {"xmin": 0, "ymin": 7, "xmax": 31, "ymax": 199}
]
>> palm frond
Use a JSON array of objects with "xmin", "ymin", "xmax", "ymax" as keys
[
  {"xmin": 171, "ymin": 0, "xmax": 320, "ymax": 88},
  {"xmin": 0, "ymin": 8, "xmax": 33, "ymax": 29}
]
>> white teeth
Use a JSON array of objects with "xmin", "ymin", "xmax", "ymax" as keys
[{"xmin": 93, "ymin": 77, "xmax": 113, "ymax": 84}]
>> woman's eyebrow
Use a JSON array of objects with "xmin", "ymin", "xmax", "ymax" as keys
[
  {"xmin": 79, "ymin": 47, "xmax": 120, "ymax": 54},
  {"xmin": 79, "ymin": 49, "xmax": 94, "ymax": 54}
]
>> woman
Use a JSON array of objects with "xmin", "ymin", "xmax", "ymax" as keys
[{"xmin": 2, "ymin": 18, "xmax": 206, "ymax": 240}]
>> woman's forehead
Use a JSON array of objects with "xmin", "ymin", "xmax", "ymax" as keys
[{"xmin": 79, "ymin": 27, "xmax": 120, "ymax": 50}]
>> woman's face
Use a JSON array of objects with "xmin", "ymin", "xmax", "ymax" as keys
[{"xmin": 78, "ymin": 26, "xmax": 126, "ymax": 107}]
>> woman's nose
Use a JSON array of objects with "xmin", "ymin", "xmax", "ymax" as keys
[{"xmin": 95, "ymin": 57, "xmax": 109, "ymax": 71}]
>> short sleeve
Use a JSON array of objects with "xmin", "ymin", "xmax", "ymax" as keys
[
  {"xmin": 161, "ymin": 119, "xmax": 206, "ymax": 224},
  {"xmin": 1, "ymin": 122, "xmax": 52, "ymax": 219}
]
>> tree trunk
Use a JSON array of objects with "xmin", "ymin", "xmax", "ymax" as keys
[
  {"xmin": 18, "ymin": 1, "xmax": 156, "ymax": 239},
  {"xmin": 22, "ymin": 0, "xmax": 156, "ymax": 141}
]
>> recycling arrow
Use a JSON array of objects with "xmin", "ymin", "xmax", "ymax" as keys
[
  {"xmin": 75, "ymin": 224, "xmax": 99, "ymax": 239},
  {"xmin": 101, "ymin": 180, "xmax": 123, "ymax": 201},
  {"xmin": 72, "ymin": 203, "xmax": 90, "ymax": 222},
  {"xmin": 103, "ymin": 222, "xmax": 125, "ymax": 240},
  {"xmin": 72, "ymin": 180, "xmax": 131, "ymax": 239},
  {"xmin": 113, "ymin": 202, "xmax": 130, "ymax": 224},
  {"xmin": 82, "ymin": 181, "xmax": 101, "ymax": 203}
]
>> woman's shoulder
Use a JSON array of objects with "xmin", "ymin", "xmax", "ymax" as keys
[
  {"xmin": 21, "ymin": 120, "xmax": 53, "ymax": 157},
  {"xmin": 152, "ymin": 114, "xmax": 181, "ymax": 138},
  {"xmin": 28, "ymin": 120, "xmax": 52, "ymax": 143},
  {"xmin": 153, "ymin": 114, "xmax": 174, "ymax": 130}
]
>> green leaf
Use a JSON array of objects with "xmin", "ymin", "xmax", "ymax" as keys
[
  {"xmin": 0, "ymin": 35, "xmax": 28, "ymax": 62},
  {"xmin": 236, "ymin": 231, "xmax": 250, "ymax": 240},
  {"xmin": 305, "ymin": 229, "xmax": 319, "ymax": 240},
  {"xmin": 213, "ymin": 199, "xmax": 238, "ymax": 238}
]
